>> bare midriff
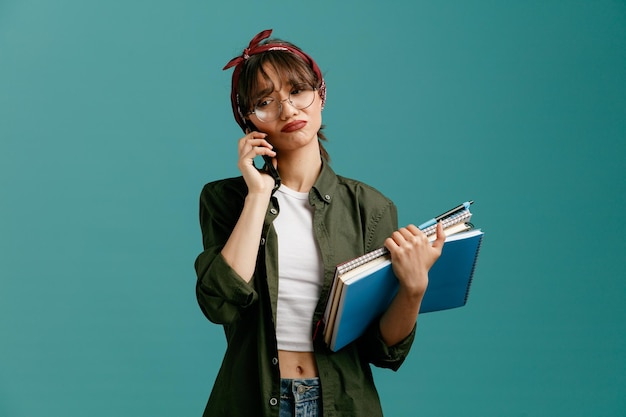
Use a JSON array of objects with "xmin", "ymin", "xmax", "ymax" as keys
[{"xmin": 278, "ymin": 350, "xmax": 319, "ymax": 378}]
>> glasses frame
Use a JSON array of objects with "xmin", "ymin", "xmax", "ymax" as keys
[{"xmin": 248, "ymin": 85, "xmax": 318, "ymax": 123}]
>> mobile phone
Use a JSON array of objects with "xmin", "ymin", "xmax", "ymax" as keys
[
  {"xmin": 262, "ymin": 154, "xmax": 281, "ymax": 193},
  {"xmin": 246, "ymin": 123, "xmax": 280, "ymax": 193}
]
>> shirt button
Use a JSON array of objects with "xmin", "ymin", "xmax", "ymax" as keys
[
  {"xmin": 272, "ymin": 357, "xmax": 278, "ymax": 365},
  {"xmin": 260, "ymin": 238, "xmax": 266, "ymax": 245},
  {"xmin": 324, "ymin": 194, "xmax": 331, "ymax": 201},
  {"xmin": 270, "ymin": 208, "xmax": 278, "ymax": 215},
  {"xmin": 269, "ymin": 397, "xmax": 278, "ymax": 406}
]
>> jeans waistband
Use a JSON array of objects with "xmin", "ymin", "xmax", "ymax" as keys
[{"xmin": 280, "ymin": 377, "xmax": 321, "ymax": 402}]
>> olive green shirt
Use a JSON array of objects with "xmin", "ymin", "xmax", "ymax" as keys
[{"xmin": 195, "ymin": 160, "xmax": 416, "ymax": 417}]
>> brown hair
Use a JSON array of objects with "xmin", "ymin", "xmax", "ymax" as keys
[{"xmin": 237, "ymin": 40, "xmax": 329, "ymax": 161}]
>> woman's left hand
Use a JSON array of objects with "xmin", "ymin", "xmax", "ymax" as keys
[
  {"xmin": 379, "ymin": 222, "xmax": 446, "ymax": 346},
  {"xmin": 384, "ymin": 222, "xmax": 446, "ymax": 297}
]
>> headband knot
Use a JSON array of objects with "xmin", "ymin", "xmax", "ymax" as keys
[{"xmin": 222, "ymin": 29, "xmax": 273, "ymax": 71}]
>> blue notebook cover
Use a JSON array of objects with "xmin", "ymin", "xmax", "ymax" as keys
[{"xmin": 330, "ymin": 229, "xmax": 484, "ymax": 351}]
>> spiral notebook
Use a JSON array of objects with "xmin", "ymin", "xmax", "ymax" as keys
[{"xmin": 321, "ymin": 202, "xmax": 484, "ymax": 352}]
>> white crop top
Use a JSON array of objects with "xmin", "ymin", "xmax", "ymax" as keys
[{"xmin": 273, "ymin": 185, "xmax": 324, "ymax": 352}]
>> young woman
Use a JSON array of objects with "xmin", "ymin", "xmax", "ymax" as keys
[{"xmin": 195, "ymin": 29, "xmax": 445, "ymax": 417}]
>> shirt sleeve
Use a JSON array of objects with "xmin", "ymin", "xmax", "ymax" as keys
[
  {"xmin": 194, "ymin": 181, "xmax": 258, "ymax": 325},
  {"xmin": 358, "ymin": 320, "xmax": 416, "ymax": 371}
]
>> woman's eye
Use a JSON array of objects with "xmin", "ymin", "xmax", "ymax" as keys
[
  {"xmin": 291, "ymin": 84, "xmax": 310, "ymax": 96},
  {"xmin": 256, "ymin": 98, "xmax": 273, "ymax": 108}
]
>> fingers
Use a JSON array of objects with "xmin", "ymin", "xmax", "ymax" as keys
[
  {"xmin": 386, "ymin": 225, "xmax": 428, "ymax": 250},
  {"xmin": 235, "ymin": 132, "xmax": 278, "ymax": 194},
  {"xmin": 386, "ymin": 223, "xmax": 446, "ymax": 255},
  {"xmin": 238, "ymin": 131, "xmax": 276, "ymax": 161},
  {"xmin": 238, "ymin": 131, "xmax": 268, "ymax": 150},
  {"xmin": 399, "ymin": 224, "xmax": 427, "ymax": 244},
  {"xmin": 431, "ymin": 221, "xmax": 446, "ymax": 252}
]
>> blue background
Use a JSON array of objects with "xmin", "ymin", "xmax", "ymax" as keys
[{"xmin": 1, "ymin": 1, "xmax": 625, "ymax": 416}]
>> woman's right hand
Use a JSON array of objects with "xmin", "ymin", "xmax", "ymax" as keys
[
  {"xmin": 237, "ymin": 130, "xmax": 277, "ymax": 195},
  {"xmin": 221, "ymin": 130, "xmax": 278, "ymax": 282}
]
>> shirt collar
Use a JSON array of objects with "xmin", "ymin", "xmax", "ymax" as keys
[{"xmin": 310, "ymin": 158, "xmax": 337, "ymax": 205}]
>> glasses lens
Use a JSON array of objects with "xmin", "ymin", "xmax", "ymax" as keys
[
  {"xmin": 254, "ymin": 85, "xmax": 316, "ymax": 122},
  {"xmin": 254, "ymin": 98, "xmax": 279, "ymax": 123},
  {"xmin": 289, "ymin": 85, "xmax": 316, "ymax": 110}
]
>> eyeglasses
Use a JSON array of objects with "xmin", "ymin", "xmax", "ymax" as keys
[{"xmin": 249, "ymin": 84, "xmax": 317, "ymax": 123}]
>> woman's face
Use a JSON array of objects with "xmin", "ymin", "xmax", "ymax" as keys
[{"xmin": 247, "ymin": 64, "xmax": 323, "ymax": 155}]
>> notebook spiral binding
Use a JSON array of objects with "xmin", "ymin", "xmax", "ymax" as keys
[
  {"xmin": 421, "ymin": 210, "xmax": 472, "ymax": 237},
  {"xmin": 464, "ymin": 233, "xmax": 484, "ymax": 305},
  {"xmin": 336, "ymin": 247, "xmax": 389, "ymax": 275}
]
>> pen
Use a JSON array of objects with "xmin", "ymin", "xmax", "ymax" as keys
[{"xmin": 418, "ymin": 201, "xmax": 473, "ymax": 230}]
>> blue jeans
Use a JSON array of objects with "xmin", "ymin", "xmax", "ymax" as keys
[{"xmin": 279, "ymin": 378, "xmax": 322, "ymax": 417}]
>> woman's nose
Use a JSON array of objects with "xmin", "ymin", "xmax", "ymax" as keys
[{"xmin": 280, "ymin": 99, "xmax": 299, "ymax": 119}]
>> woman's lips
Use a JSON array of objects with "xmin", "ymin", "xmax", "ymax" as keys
[{"xmin": 281, "ymin": 120, "xmax": 307, "ymax": 133}]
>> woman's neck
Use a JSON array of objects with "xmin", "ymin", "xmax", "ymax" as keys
[{"xmin": 276, "ymin": 146, "xmax": 322, "ymax": 193}]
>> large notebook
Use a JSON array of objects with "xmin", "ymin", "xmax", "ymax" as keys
[{"xmin": 322, "ymin": 202, "xmax": 484, "ymax": 352}]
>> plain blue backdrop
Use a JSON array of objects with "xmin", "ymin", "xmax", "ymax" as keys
[{"xmin": 1, "ymin": 1, "xmax": 625, "ymax": 416}]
